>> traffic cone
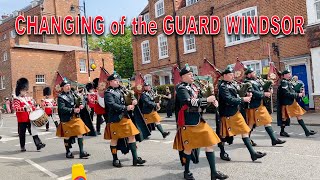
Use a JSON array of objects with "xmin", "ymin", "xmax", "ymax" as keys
[{"xmin": 72, "ymin": 164, "xmax": 87, "ymax": 180}]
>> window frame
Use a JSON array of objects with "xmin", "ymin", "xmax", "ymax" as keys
[
  {"xmin": 10, "ymin": 30, "xmax": 17, "ymax": 38},
  {"xmin": 157, "ymin": 34, "xmax": 169, "ymax": 59},
  {"xmin": 141, "ymin": 40, "xmax": 151, "ymax": 64},
  {"xmin": 0, "ymin": 76, "xmax": 5, "ymax": 90},
  {"xmin": 186, "ymin": 0, "xmax": 199, "ymax": 7},
  {"xmin": 144, "ymin": 74, "xmax": 153, "ymax": 86},
  {"xmin": 155, "ymin": 0, "xmax": 165, "ymax": 18},
  {"xmin": 3, "ymin": 51, "xmax": 8, "ymax": 61},
  {"xmin": 315, "ymin": 0, "xmax": 320, "ymax": 20},
  {"xmin": 144, "ymin": 13, "xmax": 150, "ymax": 23},
  {"xmin": 224, "ymin": 6, "xmax": 260, "ymax": 47},
  {"xmin": 35, "ymin": 75, "xmax": 45, "ymax": 84},
  {"xmin": 79, "ymin": 59, "xmax": 87, "ymax": 73},
  {"xmin": 183, "ymin": 34, "xmax": 196, "ymax": 54}
]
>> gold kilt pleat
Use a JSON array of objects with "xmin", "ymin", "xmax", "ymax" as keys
[
  {"xmin": 56, "ymin": 117, "xmax": 90, "ymax": 137},
  {"xmin": 220, "ymin": 111, "xmax": 251, "ymax": 137},
  {"xmin": 143, "ymin": 111, "xmax": 162, "ymax": 124},
  {"xmin": 282, "ymin": 100, "xmax": 306, "ymax": 120},
  {"xmin": 246, "ymin": 104, "xmax": 272, "ymax": 127},
  {"xmin": 106, "ymin": 117, "xmax": 140, "ymax": 140},
  {"xmin": 173, "ymin": 121, "xmax": 220, "ymax": 151}
]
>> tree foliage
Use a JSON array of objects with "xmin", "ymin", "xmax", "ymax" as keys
[{"xmin": 88, "ymin": 27, "xmax": 134, "ymax": 78}]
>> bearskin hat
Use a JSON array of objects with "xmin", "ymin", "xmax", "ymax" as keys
[
  {"xmin": 93, "ymin": 78, "xmax": 99, "ymax": 89},
  {"xmin": 43, "ymin": 87, "xmax": 51, "ymax": 96},
  {"xmin": 15, "ymin": 78, "xmax": 29, "ymax": 96},
  {"xmin": 86, "ymin": 82, "xmax": 94, "ymax": 91}
]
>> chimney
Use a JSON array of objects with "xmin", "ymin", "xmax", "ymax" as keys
[{"xmin": 1, "ymin": 15, "xmax": 9, "ymax": 20}]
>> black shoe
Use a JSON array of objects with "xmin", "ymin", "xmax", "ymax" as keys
[
  {"xmin": 162, "ymin": 132, "xmax": 170, "ymax": 139},
  {"xmin": 66, "ymin": 152, "xmax": 74, "ymax": 159},
  {"xmin": 80, "ymin": 152, "xmax": 90, "ymax": 159},
  {"xmin": 280, "ymin": 131, "xmax": 290, "ymax": 137},
  {"xmin": 272, "ymin": 139, "xmax": 286, "ymax": 146},
  {"xmin": 97, "ymin": 132, "xmax": 101, "ymax": 135},
  {"xmin": 251, "ymin": 151, "xmax": 267, "ymax": 161},
  {"xmin": 220, "ymin": 152, "xmax": 231, "ymax": 161},
  {"xmin": 306, "ymin": 130, "xmax": 317, "ymax": 137},
  {"xmin": 184, "ymin": 171, "xmax": 195, "ymax": 180},
  {"xmin": 133, "ymin": 157, "xmax": 146, "ymax": 166},
  {"xmin": 250, "ymin": 139, "xmax": 257, "ymax": 146},
  {"xmin": 21, "ymin": 147, "xmax": 26, "ymax": 152},
  {"xmin": 112, "ymin": 159, "xmax": 122, "ymax": 168},
  {"xmin": 46, "ymin": 129, "xmax": 49, "ymax": 132},
  {"xmin": 36, "ymin": 143, "xmax": 46, "ymax": 151},
  {"xmin": 212, "ymin": 171, "xmax": 229, "ymax": 180}
]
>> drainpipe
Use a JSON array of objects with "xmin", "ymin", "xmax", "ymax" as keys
[
  {"xmin": 210, "ymin": 6, "xmax": 216, "ymax": 66},
  {"xmin": 172, "ymin": 0, "xmax": 181, "ymax": 68}
]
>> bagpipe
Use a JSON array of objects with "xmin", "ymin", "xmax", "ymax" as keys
[
  {"xmin": 291, "ymin": 80, "xmax": 305, "ymax": 94},
  {"xmin": 120, "ymin": 85, "xmax": 136, "ymax": 106}
]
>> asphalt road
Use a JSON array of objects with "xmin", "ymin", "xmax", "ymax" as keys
[{"xmin": 0, "ymin": 114, "xmax": 319, "ymax": 180}]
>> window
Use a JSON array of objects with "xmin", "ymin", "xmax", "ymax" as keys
[
  {"xmin": 160, "ymin": 75, "xmax": 171, "ymax": 85},
  {"xmin": 3, "ymin": 51, "xmax": 8, "ymax": 61},
  {"xmin": 186, "ymin": 0, "xmax": 199, "ymax": 6},
  {"xmin": 0, "ymin": 76, "xmax": 5, "ymax": 90},
  {"xmin": 183, "ymin": 34, "xmax": 196, "ymax": 54},
  {"xmin": 2, "ymin": 34, "xmax": 6, "ymax": 40},
  {"xmin": 89, "ymin": 59, "xmax": 95, "ymax": 71},
  {"xmin": 141, "ymin": 40, "xmax": 151, "ymax": 64},
  {"xmin": 35, "ymin": 75, "xmax": 45, "ymax": 84},
  {"xmin": 224, "ymin": 6, "xmax": 259, "ymax": 46},
  {"xmin": 11, "ymin": 30, "xmax": 17, "ymax": 38},
  {"xmin": 316, "ymin": 0, "xmax": 320, "ymax": 20},
  {"xmin": 144, "ymin": 74, "xmax": 152, "ymax": 86},
  {"xmin": 155, "ymin": 0, "xmax": 165, "ymax": 18},
  {"xmin": 144, "ymin": 13, "xmax": 150, "ymax": 23},
  {"xmin": 229, "ymin": 60, "xmax": 262, "ymax": 76},
  {"xmin": 190, "ymin": 66, "xmax": 198, "ymax": 76},
  {"xmin": 157, "ymin": 34, "xmax": 168, "ymax": 59},
  {"xmin": 80, "ymin": 59, "xmax": 87, "ymax": 72}
]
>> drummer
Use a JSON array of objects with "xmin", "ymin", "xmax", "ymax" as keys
[{"xmin": 13, "ymin": 78, "xmax": 46, "ymax": 152}]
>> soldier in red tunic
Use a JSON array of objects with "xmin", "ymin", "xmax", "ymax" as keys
[{"xmin": 42, "ymin": 87, "xmax": 59, "ymax": 130}]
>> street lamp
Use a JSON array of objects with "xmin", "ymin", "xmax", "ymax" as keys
[{"xmin": 70, "ymin": 0, "xmax": 95, "ymax": 82}]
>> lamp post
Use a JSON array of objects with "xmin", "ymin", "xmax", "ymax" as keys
[{"xmin": 70, "ymin": 0, "xmax": 94, "ymax": 82}]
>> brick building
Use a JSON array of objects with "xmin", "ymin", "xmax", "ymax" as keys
[
  {"xmin": 132, "ymin": 0, "xmax": 315, "ymax": 109},
  {"xmin": 0, "ymin": 0, "xmax": 113, "ymax": 103},
  {"xmin": 306, "ymin": 0, "xmax": 320, "ymax": 111}
]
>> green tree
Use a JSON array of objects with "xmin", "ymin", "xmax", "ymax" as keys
[{"xmin": 89, "ymin": 27, "xmax": 134, "ymax": 78}]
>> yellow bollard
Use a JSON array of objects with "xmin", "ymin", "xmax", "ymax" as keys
[{"xmin": 72, "ymin": 164, "xmax": 87, "ymax": 180}]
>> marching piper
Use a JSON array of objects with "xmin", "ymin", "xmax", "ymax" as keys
[
  {"xmin": 244, "ymin": 66, "xmax": 286, "ymax": 146},
  {"xmin": 56, "ymin": 80, "xmax": 91, "ymax": 159},
  {"xmin": 173, "ymin": 64, "xmax": 228, "ymax": 180},
  {"xmin": 218, "ymin": 66, "xmax": 266, "ymax": 161},
  {"xmin": 140, "ymin": 83, "xmax": 170, "ymax": 139},
  {"xmin": 277, "ymin": 69, "xmax": 317, "ymax": 137},
  {"xmin": 13, "ymin": 78, "xmax": 46, "ymax": 152},
  {"xmin": 104, "ymin": 72, "xmax": 146, "ymax": 168}
]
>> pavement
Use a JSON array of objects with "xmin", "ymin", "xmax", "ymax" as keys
[{"xmin": 0, "ymin": 113, "xmax": 320, "ymax": 180}]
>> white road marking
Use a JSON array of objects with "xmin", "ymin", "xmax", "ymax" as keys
[
  {"xmin": 163, "ymin": 140, "xmax": 174, "ymax": 144},
  {"xmin": 15, "ymin": 142, "xmax": 32, "ymax": 147},
  {"xmin": 45, "ymin": 137, "xmax": 58, "ymax": 140},
  {"xmin": 288, "ymin": 132, "xmax": 294, "ymax": 135},
  {"xmin": 299, "ymin": 133, "xmax": 305, "ymax": 136},
  {"xmin": 0, "ymin": 156, "xmax": 24, "ymax": 160},
  {"xmin": 57, "ymin": 170, "xmax": 88, "ymax": 180},
  {"xmin": 0, "ymin": 136, "xmax": 19, "ymax": 142},
  {"xmin": 25, "ymin": 159, "xmax": 59, "ymax": 178},
  {"xmin": 148, "ymin": 140, "xmax": 161, "ymax": 143},
  {"xmin": 266, "ymin": 151, "xmax": 320, "ymax": 158}
]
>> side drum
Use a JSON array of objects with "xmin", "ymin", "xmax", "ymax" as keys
[{"xmin": 29, "ymin": 109, "xmax": 49, "ymax": 127}]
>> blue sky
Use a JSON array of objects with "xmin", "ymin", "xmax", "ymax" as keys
[{"xmin": 0, "ymin": 0, "xmax": 148, "ymax": 30}]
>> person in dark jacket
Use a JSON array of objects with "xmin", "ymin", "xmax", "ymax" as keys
[
  {"xmin": 277, "ymin": 69, "xmax": 317, "ymax": 137},
  {"xmin": 219, "ymin": 66, "xmax": 266, "ymax": 162},
  {"xmin": 104, "ymin": 72, "xmax": 146, "ymax": 168},
  {"xmin": 140, "ymin": 83, "xmax": 170, "ymax": 139},
  {"xmin": 173, "ymin": 64, "xmax": 228, "ymax": 180},
  {"xmin": 244, "ymin": 66, "xmax": 285, "ymax": 146},
  {"xmin": 56, "ymin": 80, "xmax": 90, "ymax": 159}
]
